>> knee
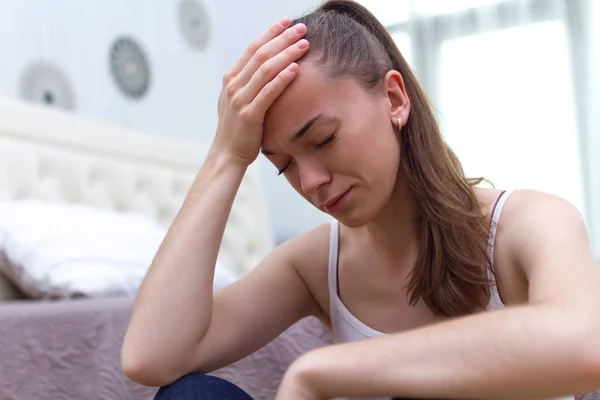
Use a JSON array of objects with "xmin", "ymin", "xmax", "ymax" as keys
[{"xmin": 153, "ymin": 373, "xmax": 253, "ymax": 400}]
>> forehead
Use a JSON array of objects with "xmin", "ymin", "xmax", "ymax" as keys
[{"xmin": 262, "ymin": 62, "xmax": 365, "ymax": 144}]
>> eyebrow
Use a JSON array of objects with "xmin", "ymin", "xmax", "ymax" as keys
[{"xmin": 261, "ymin": 114, "xmax": 324, "ymax": 156}]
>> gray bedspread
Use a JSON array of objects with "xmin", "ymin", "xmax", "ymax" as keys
[{"xmin": 0, "ymin": 297, "xmax": 332, "ymax": 400}]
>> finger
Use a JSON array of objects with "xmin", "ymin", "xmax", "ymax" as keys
[
  {"xmin": 237, "ymin": 39, "xmax": 309, "ymax": 105},
  {"xmin": 225, "ymin": 17, "xmax": 292, "ymax": 83},
  {"xmin": 229, "ymin": 23, "xmax": 307, "ymax": 91},
  {"xmin": 246, "ymin": 62, "xmax": 300, "ymax": 116}
]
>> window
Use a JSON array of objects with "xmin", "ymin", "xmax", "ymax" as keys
[
  {"xmin": 413, "ymin": 0, "xmax": 504, "ymax": 16},
  {"xmin": 358, "ymin": 0, "xmax": 409, "ymax": 25},
  {"xmin": 391, "ymin": 31, "xmax": 412, "ymax": 66},
  {"xmin": 439, "ymin": 21, "xmax": 584, "ymax": 212}
]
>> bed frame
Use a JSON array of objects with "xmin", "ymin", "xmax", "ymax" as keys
[{"xmin": 0, "ymin": 96, "xmax": 274, "ymax": 282}]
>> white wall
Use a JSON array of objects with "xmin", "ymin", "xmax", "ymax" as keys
[
  {"xmin": 0, "ymin": 0, "xmax": 220, "ymax": 143},
  {"xmin": 0, "ymin": 0, "xmax": 331, "ymax": 243}
]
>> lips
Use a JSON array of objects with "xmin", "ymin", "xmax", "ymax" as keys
[
  {"xmin": 320, "ymin": 187, "xmax": 352, "ymax": 213},
  {"xmin": 323, "ymin": 191, "xmax": 347, "ymax": 208}
]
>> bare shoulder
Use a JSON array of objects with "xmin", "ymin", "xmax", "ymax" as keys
[
  {"xmin": 276, "ymin": 221, "xmax": 334, "ymax": 325},
  {"xmin": 494, "ymin": 189, "xmax": 598, "ymax": 304},
  {"xmin": 501, "ymin": 188, "xmax": 581, "ymax": 214},
  {"xmin": 498, "ymin": 189, "xmax": 590, "ymax": 256},
  {"xmin": 278, "ymin": 221, "xmax": 332, "ymax": 265},
  {"xmin": 477, "ymin": 187, "xmax": 588, "ymax": 245}
]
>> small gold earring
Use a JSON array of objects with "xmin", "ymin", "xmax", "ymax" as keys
[{"xmin": 397, "ymin": 117, "xmax": 402, "ymax": 131}]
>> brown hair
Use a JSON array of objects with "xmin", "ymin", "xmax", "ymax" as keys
[{"xmin": 292, "ymin": 0, "xmax": 492, "ymax": 317}]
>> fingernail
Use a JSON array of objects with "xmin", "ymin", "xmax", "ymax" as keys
[
  {"xmin": 288, "ymin": 63, "xmax": 298, "ymax": 72},
  {"xmin": 279, "ymin": 16, "xmax": 290, "ymax": 26},
  {"xmin": 295, "ymin": 24, "xmax": 306, "ymax": 34},
  {"xmin": 297, "ymin": 39, "xmax": 308, "ymax": 49}
]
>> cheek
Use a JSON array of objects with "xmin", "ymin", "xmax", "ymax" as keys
[
  {"xmin": 371, "ymin": 149, "xmax": 400, "ymax": 183},
  {"xmin": 359, "ymin": 132, "xmax": 401, "ymax": 188},
  {"xmin": 352, "ymin": 125, "xmax": 400, "ymax": 166}
]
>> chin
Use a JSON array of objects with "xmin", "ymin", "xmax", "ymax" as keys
[
  {"xmin": 336, "ymin": 216, "xmax": 367, "ymax": 228},
  {"xmin": 332, "ymin": 205, "xmax": 378, "ymax": 228}
]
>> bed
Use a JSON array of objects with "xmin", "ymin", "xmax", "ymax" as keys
[{"xmin": 0, "ymin": 97, "xmax": 332, "ymax": 400}]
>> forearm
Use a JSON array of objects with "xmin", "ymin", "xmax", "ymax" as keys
[
  {"xmin": 122, "ymin": 151, "xmax": 247, "ymax": 377},
  {"xmin": 296, "ymin": 305, "xmax": 600, "ymax": 400}
]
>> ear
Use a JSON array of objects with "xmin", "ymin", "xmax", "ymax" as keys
[{"xmin": 383, "ymin": 70, "xmax": 410, "ymax": 129}]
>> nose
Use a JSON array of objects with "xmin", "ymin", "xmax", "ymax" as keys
[{"xmin": 298, "ymin": 159, "xmax": 330, "ymax": 195}]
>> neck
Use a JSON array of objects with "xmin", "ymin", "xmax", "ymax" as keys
[{"xmin": 358, "ymin": 172, "xmax": 422, "ymax": 267}]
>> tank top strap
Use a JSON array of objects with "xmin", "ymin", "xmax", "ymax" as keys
[
  {"xmin": 487, "ymin": 190, "xmax": 513, "ymax": 309},
  {"xmin": 328, "ymin": 220, "xmax": 340, "ymax": 315}
]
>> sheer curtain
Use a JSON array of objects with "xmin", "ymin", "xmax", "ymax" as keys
[{"xmin": 359, "ymin": 0, "xmax": 600, "ymax": 255}]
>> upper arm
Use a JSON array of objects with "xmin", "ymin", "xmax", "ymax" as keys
[
  {"xmin": 190, "ymin": 225, "xmax": 329, "ymax": 374},
  {"xmin": 502, "ymin": 190, "xmax": 599, "ymax": 307}
]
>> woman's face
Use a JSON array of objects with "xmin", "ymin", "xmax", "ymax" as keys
[{"xmin": 261, "ymin": 60, "xmax": 408, "ymax": 227}]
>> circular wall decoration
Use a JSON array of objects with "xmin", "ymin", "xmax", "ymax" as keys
[
  {"xmin": 19, "ymin": 61, "xmax": 76, "ymax": 110},
  {"xmin": 178, "ymin": 0, "xmax": 211, "ymax": 51},
  {"xmin": 109, "ymin": 36, "xmax": 151, "ymax": 100}
]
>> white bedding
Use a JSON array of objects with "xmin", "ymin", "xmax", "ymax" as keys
[{"xmin": 0, "ymin": 200, "xmax": 236, "ymax": 299}]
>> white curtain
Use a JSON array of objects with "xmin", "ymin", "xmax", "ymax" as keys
[{"xmin": 359, "ymin": 0, "xmax": 600, "ymax": 255}]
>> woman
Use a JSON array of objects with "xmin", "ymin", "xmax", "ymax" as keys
[{"xmin": 121, "ymin": 1, "xmax": 600, "ymax": 399}]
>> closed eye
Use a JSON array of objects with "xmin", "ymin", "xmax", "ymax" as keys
[
  {"xmin": 316, "ymin": 134, "xmax": 335, "ymax": 148},
  {"xmin": 277, "ymin": 133, "xmax": 335, "ymax": 176}
]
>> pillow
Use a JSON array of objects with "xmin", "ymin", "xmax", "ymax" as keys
[{"xmin": 0, "ymin": 200, "xmax": 236, "ymax": 299}]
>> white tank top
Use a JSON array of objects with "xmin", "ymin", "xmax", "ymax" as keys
[{"xmin": 326, "ymin": 191, "xmax": 575, "ymax": 400}]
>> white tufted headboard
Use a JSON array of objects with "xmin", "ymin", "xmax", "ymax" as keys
[{"xmin": 0, "ymin": 97, "xmax": 274, "ymax": 278}]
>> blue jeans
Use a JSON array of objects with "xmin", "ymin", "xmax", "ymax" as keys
[
  {"xmin": 153, "ymin": 372, "xmax": 419, "ymax": 400},
  {"xmin": 154, "ymin": 374, "xmax": 254, "ymax": 400}
]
